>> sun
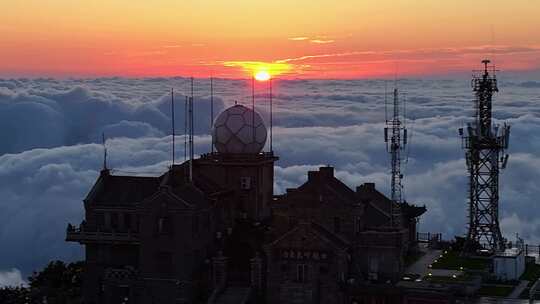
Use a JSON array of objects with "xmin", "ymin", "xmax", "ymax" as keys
[{"xmin": 254, "ymin": 70, "xmax": 271, "ymax": 81}]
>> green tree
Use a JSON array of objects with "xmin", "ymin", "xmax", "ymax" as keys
[{"xmin": 0, "ymin": 260, "xmax": 84, "ymax": 304}]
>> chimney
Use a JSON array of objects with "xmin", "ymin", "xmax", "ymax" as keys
[
  {"xmin": 319, "ymin": 166, "xmax": 334, "ymax": 178},
  {"xmin": 100, "ymin": 168, "xmax": 110, "ymax": 177},
  {"xmin": 357, "ymin": 183, "xmax": 376, "ymax": 193},
  {"xmin": 307, "ymin": 171, "xmax": 318, "ymax": 182}
]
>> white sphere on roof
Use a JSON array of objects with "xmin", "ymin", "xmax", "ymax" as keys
[{"xmin": 212, "ymin": 104, "xmax": 267, "ymax": 154}]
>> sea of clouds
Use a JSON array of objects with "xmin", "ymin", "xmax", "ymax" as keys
[{"xmin": 0, "ymin": 76, "xmax": 539, "ymax": 286}]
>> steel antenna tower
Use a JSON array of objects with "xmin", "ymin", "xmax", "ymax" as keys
[
  {"xmin": 384, "ymin": 87, "xmax": 407, "ymax": 227},
  {"xmin": 460, "ymin": 59, "xmax": 510, "ymax": 253}
]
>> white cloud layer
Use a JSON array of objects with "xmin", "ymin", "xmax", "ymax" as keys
[
  {"xmin": 0, "ymin": 269, "xmax": 27, "ymax": 287},
  {"xmin": 0, "ymin": 76, "xmax": 539, "ymax": 284}
]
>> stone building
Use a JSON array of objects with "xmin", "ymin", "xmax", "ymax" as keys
[
  {"xmin": 67, "ymin": 104, "xmax": 427, "ymax": 304},
  {"xmin": 267, "ymin": 167, "xmax": 426, "ymax": 303}
]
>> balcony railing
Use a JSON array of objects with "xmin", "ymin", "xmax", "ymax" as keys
[{"xmin": 66, "ymin": 223, "xmax": 140, "ymax": 244}]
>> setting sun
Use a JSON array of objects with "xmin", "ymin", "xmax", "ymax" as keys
[{"xmin": 255, "ymin": 70, "xmax": 271, "ymax": 81}]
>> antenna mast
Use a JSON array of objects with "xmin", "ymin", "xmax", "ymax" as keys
[
  {"xmin": 171, "ymin": 88, "xmax": 175, "ymax": 166},
  {"xmin": 384, "ymin": 87, "xmax": 407, "ymax": 227},
  {"xmin": 252, "ymin": 76, "xmax": 255, "ymax": 146},
  {"xmin": 184, "ymin": 95, "xmax": 188, "ymax": 161},
  {"xmin": 210, "ymin": 76, "xmax": 214, "ymax": 153},
  {"xmin": 102, "ymin": 132, "xmax": 108, "ymax": 170},
  {"xmin": 460, "ymin": 59, "xmax": 510, "ymax": 253},
  {"xmin": 189, "ymin": 77, "xmax": 194, "ymax": 182},
  {"xmin": 270, "ymin": 77, "xmax": 273, "ymax": 152}
]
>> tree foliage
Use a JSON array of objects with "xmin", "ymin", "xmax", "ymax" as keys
[{"xmin": 0, "ymin": 261, "xmax": 83, "ymax": 304}]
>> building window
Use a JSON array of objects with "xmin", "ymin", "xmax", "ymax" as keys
[
  {"xmin": 192, "ymin": 214, "xmax": 199, "ymax": 236},
  {"xmin": 333, "ymin": 217, "xmax": 340, "ymax": 233},
  {"xmin": 240, "ymin": 177, "xmax": 251, "ymax": 190},
  {"xmin": 104, "ymin": 212, "xmax": 111, "ymax": 229},
  {"xmin": 134, "ymin": 215, "xmax": 140, "ymax": 232},
  {"xmin": 155, "ymin": 251, "xmax": 172, "ymax": 273},
  {"xmin": 96, "ymin": 212, "xmax": 105, "ymax": 227},
  {"xmin": 289, "ymin": 216, "xmax": 296, "ymax": 228},
  {"xmin": 125, "ymin": 213, "xmax": 131, "ymax": 231},
  {"xmin": 157, "ymin": 217, "xmax": 172, "ymax": 235},
  {"xmin": 205, "ymin": 212, "xmax": 211, "ymax": 232},
  {"xmin": 355, "ymin": 216, "xmax": 361, "ymax": 234},
  {"xmin": 111, "ymin": 213, "xmax": 118, "ymax": 230},
  {"xmin": 296, "ymin": 264, "xmax": 308, "ymax": 283}
]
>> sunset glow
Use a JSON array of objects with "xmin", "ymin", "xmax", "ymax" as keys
[
  {"xmin": 254, "ymin": 71, "xmax": 271, "ymax": 81},
  {"xmin": 1, "ymin": 0, "xmax": 539, "ymax": 78}
]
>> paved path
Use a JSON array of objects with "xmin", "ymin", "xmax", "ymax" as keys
[
  {"xmin": 508, "ymin": 280, "xmax": 530, "ymax": 299},
  {"xmin": 475, "ymin": 298, "xmax": 534, "ymax": 303},
  {"xmin": 405, "ymin": 249, "xmax": 442, "ymax": 276}
]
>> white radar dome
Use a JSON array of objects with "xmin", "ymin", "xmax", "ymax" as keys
[{"xmin": 212, "ymin": 104, "xmax": 267, "ymax": 154}]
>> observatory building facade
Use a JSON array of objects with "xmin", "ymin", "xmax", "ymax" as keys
[{"xmin": 67, "ymin": 104, "xmax": 426, "ymax": 304}]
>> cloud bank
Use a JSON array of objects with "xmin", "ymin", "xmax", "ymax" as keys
[
  {"xmin": 0, "ymin": 76, "xmax": 539, "ymax": 283},
  {"xmin": 0, "ymin": 269, "xmax": 27, "ymax": 288}
]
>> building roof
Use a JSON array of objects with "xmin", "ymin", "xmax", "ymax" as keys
[
  {"xmin": 90, "ymin": 171, "xmax": 161, "ymax": 206},
  {"xmin": 282, "ymin": 166, "xmax": 358, "ymax": 208},
  {"xmin": 163, "ymin": 163, "xmax": 228, "ymax": 196},
  {"xmin": 356, "ymin": 183, "xmax": 426, "ymax": 222},
  {"xmin": 268, "ymin": 220, "xmax": 350, "ymax": 251},
  {"xmin": 87, "ymin": 160, "xmax": 227, "ymax": 209},
  {"xmin": 356, "ymin": 183, "xmax": 393, "ymax": 216},
  {"xmin": 171, "ymin": 183, "xmax": 211, "ymax": 209}
]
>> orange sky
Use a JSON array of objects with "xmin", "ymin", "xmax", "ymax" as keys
[{"xmin": 1, "ymin": 0, "xmax": 539, "ymax": 78}]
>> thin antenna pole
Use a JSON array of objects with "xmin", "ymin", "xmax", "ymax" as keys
[
  {"xmin": 189, "ymin": 77, "xmax": 194, "ymax": 182},
  {"xmin": 210, "ymin": 76, "xmax": 214, "ymax": 153},
  {"xmin": 102, "ymin": 132, "xmax": 108, "ymax": 170},
  {"xmin": 171, "ymin": 88, "xmax": 175, "ymax": 166},
  {"xmin": 402, "ymin": 92, "xmax": 406, "ymax": 128},
  {"xmin": 270, "ymin": 78, "xmax": 273, "ymax": 152},
  {"xmin": 394, "ymin": 61, "xmax": 399, "ymax": 89},
  {"xmin": 490, "ymin": 24, "xmax": 495, "ymax": 61},
  {"xmin": 184, "ymin": 96, "xmax": 188, "ymax": 161},
  {"xmin": 384, "ymin": 81, "xmax": 388, "ymax": 122},
  {"xmin": 252, "ymin": 76, "xmax": 255, "ymax": 146}
]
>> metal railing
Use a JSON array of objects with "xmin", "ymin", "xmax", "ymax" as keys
[
  {"xmin": 524, "ymin": 244, "xmax": 540, "ymax": 263},
  {"xmin": 66, "ymin": 223, "xmax": 140, "ymax": 244},
  {"xmin": 416, "ymin": 232, "xmax": 442, "ymax": 244}
]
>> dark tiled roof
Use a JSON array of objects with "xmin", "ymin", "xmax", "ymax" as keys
[
  {"xmin": 402, "ymin": 203, "xmax": 427, "ymax": 218},
  {"xmin": 171, "ymin": 183, "xmax": 211, "ymax": 209},
  {"xmin": 356, "ymin": 185, "xmax": 393, "ymax": 216},
  {"xmin": 310, "ymin": 222, "xmax": 350, "ymax": 249},
  {"xmin": 164, "ymin": 162, "xmax": 227, "ymax": 195},
  {"xmin": 284, "ymin": 167, "xmax": 358, "ymax": 208},
  {"xmin": 268, "ymin": 221, "xmax": 349, "ymax": 251},
  {"xmin": 93, "ymin": 174, "xmax": 160, "ymax": 206},
  {"xmin": 90, "ymin": 160, "xmax": 224, "ymax": 208},
  {"xmin": 357, "ymin": 184, "xmax": 426, "ymax": 221}
]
